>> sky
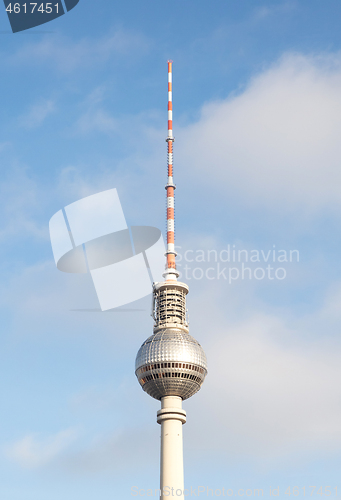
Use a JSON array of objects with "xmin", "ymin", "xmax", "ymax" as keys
[{"xmin": 1, "ymin": 0, "xmax": 341, "ymax": 498}]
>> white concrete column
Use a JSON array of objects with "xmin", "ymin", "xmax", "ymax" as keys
[{"xmin": 157, "ymin": 396, "xmax": 186, "ymax": 500}]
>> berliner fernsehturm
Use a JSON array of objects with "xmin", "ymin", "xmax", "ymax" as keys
[{"xmin": 135, "ymin": 61, "xmax": 208, "ymax": 500}]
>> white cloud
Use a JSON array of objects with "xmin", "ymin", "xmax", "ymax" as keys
[
  {"xmin": 178, "ymin": 52, "xmax": 341, "ymax": 213},
  {"xmin": 184, "ymin": 280, "xmax": 341, "ymax": 464},
  {"xmin": 5, "ymin": 428, "xmax": 78, "ymax": 469}
]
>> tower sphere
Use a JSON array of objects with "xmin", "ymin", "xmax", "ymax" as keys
[{"xmin": 135, "ymin": 328, "xmax": 207, "ymax": 400}]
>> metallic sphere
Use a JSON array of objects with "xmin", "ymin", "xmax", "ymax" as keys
[{"xmin": 135, "ymin": 328, "xmax": 207, "ymax": 400}]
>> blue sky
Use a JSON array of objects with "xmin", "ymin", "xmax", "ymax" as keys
[{"xmin": 1, "ymin": 0, "xmax": 341, "ymax": 498}]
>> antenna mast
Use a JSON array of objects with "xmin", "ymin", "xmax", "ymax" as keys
[{"xmin": 164, "ymin": 60, "xmax": 179, "ymax": 281}]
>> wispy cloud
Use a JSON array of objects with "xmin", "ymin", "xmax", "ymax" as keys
[
  {"xmin": 253, "ymin": 1, "xmax": 296, "ymax": 21},
  {"xmin": 7, "ymin": 29, "xmax": 150, "ymax": 73},
  {"xmin": 56, "ymin": 427, "xmax": 158, "ymax": 475},
  {"xmin": 0, "ymin": 166, "xmax": 47, "ymax": 241},
  {"xmin": 5, "ymin": 428, "xmax": 78, "ymax": 469},
  {"xmin": 75, "ymin": 88, "xmax": 117, "ymax": 135},
  {"xmin": 0, "ymin": 141, "xmax": 11, "ymax": 152},
  {"xmin": 19, "ymin": 99, "xmax": 56, "ymax": 129}
]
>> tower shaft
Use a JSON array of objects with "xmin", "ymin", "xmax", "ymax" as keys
[{"xmin": 157, "ymin": 396, "xmax": 186, "ymax": 499}]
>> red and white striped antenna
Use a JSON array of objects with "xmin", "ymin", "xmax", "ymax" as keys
[{"xmin": 164, "ymin": 60, "xmax": 179, "ymax": 281}]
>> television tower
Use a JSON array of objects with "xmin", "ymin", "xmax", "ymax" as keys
[{"xmin": 135, "ymin": 62, "xmax": 208, "ymax": 500}]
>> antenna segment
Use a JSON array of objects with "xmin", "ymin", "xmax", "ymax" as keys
[{"xmin": 164, "ymin": 60, "xmax": 179, "ymax": 281}]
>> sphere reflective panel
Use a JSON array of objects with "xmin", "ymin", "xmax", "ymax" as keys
[{"xmin": 135, "ymin": 328, "xmax": 207, "ymax": 400}]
